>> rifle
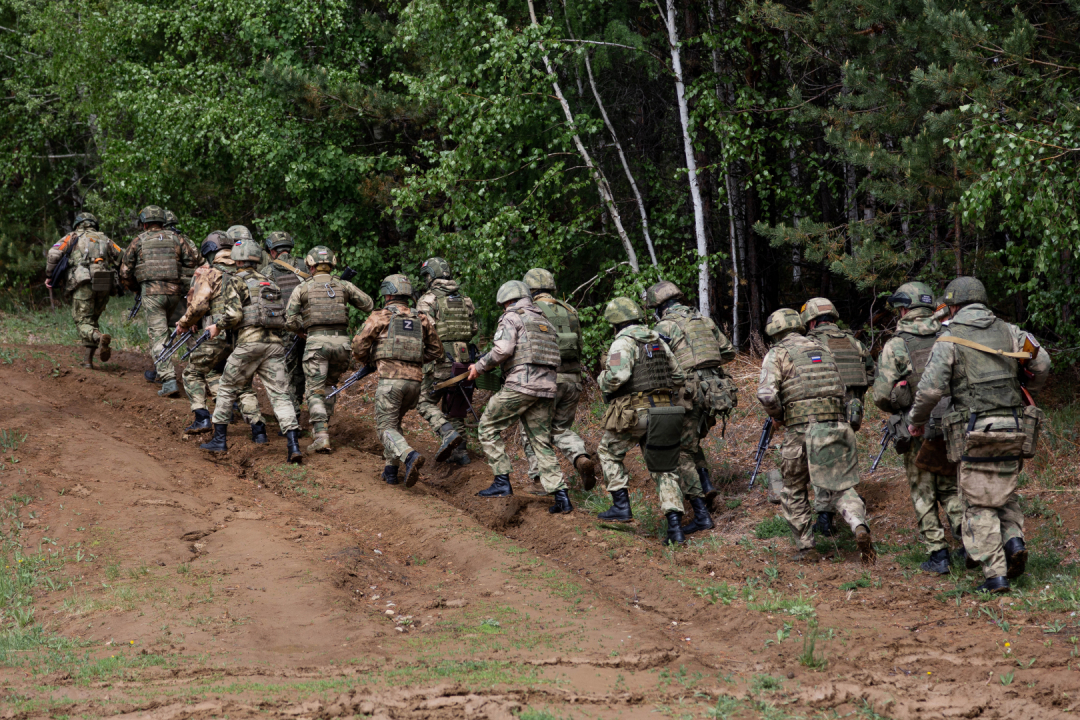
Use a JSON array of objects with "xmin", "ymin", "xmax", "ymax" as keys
[
  {"xmin": 430, "ymin": 371, "xmax": 480, "ymax": 423},
  {"xmin": 155, "ymin": 328, "xmax": 193, "ymax": 364},
  {"xmin": 129, "ymin": 292, "xmax": 143, "ymax": 320},
  {"xmin": 47, "ymin": 232, "xmax": 79, "ymax": 289},
  {"xmin": 749, "ymin": 417, "xmax": 774, "ymax": 490},
  {"xmin": 179, "ymin": 329, "xmax": 212, "ymax": 361},
  {"xmin": 339, "ymin": 266, "xmax": 357, "ymax": 284},
  {"xmin": 326, "ymin": 365, "xmax": 375, "ymax": 399},
  {"xmin": 870, "ymin": 419, "xmax": 896, "ymax": 473}
]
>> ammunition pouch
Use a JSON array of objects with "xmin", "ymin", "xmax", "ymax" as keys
[
  {"xmin": 698, "ymin": 368, "xmax": 738, "ymax": 418},
  {"xmin": 72, "ymin": 264, "xmax": 92, "ymax": 287},
  {"xmin": 90, "ymin": 267, "xmax": 114, "ymax": 293},
  {"xmin": 889, "ymin": 380, "xmax": 913, "ymax": 410},
  {"xmin": 942, "ymin": 410, "xmax": 967, "ymax": 464},
  {"xmin": 846, "ymin": 397, "xmax": 864, "ymax": 431},
  {"xmin": 641, "ymin": 405, "xmax": 685, "ymax": 473},
  {"xmin": 889, "ymin": 414, "xmax": 912, "ymax": 455},
  {"xmin": 1020, "ymin": 405, "xmax": 1043, "ymax": 459}
]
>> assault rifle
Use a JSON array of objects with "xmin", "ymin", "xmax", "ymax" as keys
[
  {"xmin": 870, "ymin": 419, "xmax": 896, "ymax": 473},
  {"xmin": 129, "ymin": 292, "xmax": 142, "ymax": 320},
  {"xmin": 179, "ymin": 329, "xmax": 212, "ymax": 361},
  {"xmin": 326, "ymin": 365, "xmax": 375, "ymax": 400},
  {"xmin": 339, "ymin": 266, "xmax": 357, "ymax": 284},
  {"xmin": 155, "ymin": 328, "xmax": 193, "ymax": 364},
  {"xmin": 430, "ymin": 371, "xmax": 480, "ymax": 424},
  {"xmin": 749, "ymin": 417, "xmax": 774, "ymax": 490}
]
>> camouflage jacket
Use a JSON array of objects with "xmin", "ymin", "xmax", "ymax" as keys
[
  {"xmin": 46, "ymin": 229, "xmax": 123, "ymax": 294},
  {"xmin": 284, "ymin": 274, "xmax": 373, "ymax": 334},
  {"xmin": 177, "ymin": 250, "xmax": 238, "ymax": 332},
  {"xmin": 118, "ymin": 228, "xmax": 199, "ymax": 296},
  {"xmin": 807, "ymin": 321, "xmax": 876, "ymax": 392},
  {"xmin": 757, "ymin": 331, "xmax": 845, "ymax": 424},
  {"xmin": 473, "ymin": 297, "xmax": 557, "ymax": 398},
  {"xmin": 599, "ymin": 324, "xmax": 685, "ymax": 397},
  {"xmin": 216, "ymin": 268, "xmax": 283, "ymax": 345},
  {"xmin": 352, "ymin": 300, "xmax": 442, "ymax": 381},
  {"xmin": 871, "ymin": 308, "xmax": 940, "ymax": 414},
  {"xmin": 654, "ymin": 302, "xmax": 736, "ymax": 370}
]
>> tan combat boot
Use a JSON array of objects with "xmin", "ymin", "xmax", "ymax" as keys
[
  {"xmin": 98, "ymin": 334, "xmax": 112, "ymax": 362},
  {"xmin": 307, "ymin": 431, "xmax": 332, "ymax": 454},
  {"xmin": 81, "ymin": 347, "xmax": 95, "ymax": 369}
]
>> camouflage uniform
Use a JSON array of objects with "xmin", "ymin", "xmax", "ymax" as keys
[
  {"xmin": 909, "ymin": 290, "xmax": 1051, "ymax": 583},
  {"xmin": 46, "ymin": 223, "xmax": 123, "ymax": 356},
  {"xmin": 260, "ymin": 246, "xmax": 310, "ymax": 413}
]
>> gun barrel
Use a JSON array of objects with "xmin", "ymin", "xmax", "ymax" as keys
[{"xmin": 749, "ymin": 418, "xmax": 774, "ymax": 489}]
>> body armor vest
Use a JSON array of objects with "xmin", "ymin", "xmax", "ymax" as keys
[
  {"xmin": 810, "ymin": 326, "xmax": 867, "ymax": 390},
  {"xmin": 898, "ymin": 331, "xmax": 937, "ymax": 393},
  {"xmin": 134, "ymin": 231, "xmax": 180, "ymax": 283},
  {"xmin": 236, "ymin": 270, "xmax": 286, "ymax": 330},
  {"xmin": 203, "ymin": 264, "xmax": 235, "ymax": 329},
  {"xmin": 373, "ymin": 306, "xmax": 424, "ymax": 364},
  {"xmin": 662, "ymin": 306, "xmax": 723, "ymax": 370},
  {"xmin": 432, "ymin": 290, "xmax": 476, "ymax": 343},
  {"xmin": 779, "ymin": 335, "xmax": 845, "ymax": 425},
  {"xmin": 616, "ymin": 337, "xmax": 675, "ymax": 396},
  {"xmin": 268, "ymin": 255, "xmax": 307, "ymax": 304},
  {"xmin": 302, "ymin": 274, "xmax": 349, "ymax": 329},
  {"xmin": 946, "ymin": 319, "xmax": 1023, "ymax": 416},
  {"xmin": 506, "ymin": 307, "xmax": 561, "ymax": 369},
  {"xmin": 535, "ymin": 296, "xmax": 582, "ymax": 374},
  {"xmin": 80, "ymin": 232, "xmax": 115, "ymax": 292}
]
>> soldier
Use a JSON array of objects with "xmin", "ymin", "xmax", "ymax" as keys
[
  {"xmin": 45, "ymin": 212, "xmax": 123, "ymax": 368},
  {"xmin": 466, "ymin": 280, "xmax": 570, "ymax": 513},
  {"xmin": 594, "ymin": 297, "xmax": 708, "ymax": 544},
  {"xmin": 353, "ymin": 274, "xmax": 447, "ymax": 486},
  {"xmin": 646, "ymin": 281, "xmax": 737, "ymax": 508},
  {"xmin": 261, "ymin": 232, "xmax": 310, "ymax": 414},
  {"xmin": 758, "ymin": 308, "xmax": 874, "ymax": 564},
  {"xmin": 197, "ymin": 236, "xmax": 303, "ymax": 463},
  {"xmin": 284, "ymin": 246, "xmax": 373, "ymax": 454},
  {"xmin": 119, "ymin": 205, "xmax": 199, "ymax": 397},
  {"xmin": 872, "ymin": 282, "xmax": 964, "ymax": 574},
  {"xmin": 177, "ymin": 233, "xmax": 261, "ymax": 436},
  {"xmin": 907, "ymin": 277, "xmax": 1051, "ymax": 593},
  {"xmin": 414, "ymin": 257, "xmax": 478, "ymax": 466},
  {"xmin": 802, "ymin": 297, "xmax": 876, "ymax": 536},
  {"xmin": 517, "ymin": 268, "xmax": 595, "ymax": 494}
]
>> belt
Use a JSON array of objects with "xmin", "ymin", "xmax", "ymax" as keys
[{"xmin": 307, "ymin": 327, "xmax": 348, "ymax": 337}]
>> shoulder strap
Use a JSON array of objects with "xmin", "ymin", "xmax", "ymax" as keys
[
  {"xmin": 937, "ymin": 335, "xmax": 1031, "ymax": 360},
  {"xmin": 272, "ymin": 257, "xmax": 311, "ymax": 279}
]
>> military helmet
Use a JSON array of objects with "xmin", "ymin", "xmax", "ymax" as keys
[
  {"xmin": 888, "ymin": 282, "xmax": 936, "ymax": 310},
  {"xmin": 495, "ymin": 280, "xmax": 531, "ymax": 305},
  {"xmin": 200, "ymin": 231, "xmax": 227, "ymax": 261},
  {"xmin": 603, "ymin": 297, "xmax": 646, "ymax": 325},
  {"xmin": 943, "ymin": 276, "xmax": 989, "ymax": 306},
  {"xmin": 73, "ymin": 212, "xmax": 98, "ymax": 230},
  {"xmin": 139, "ymin": 205, "xmax": 166, "ymax": 225},
  {"xmin": 800, "ymin": 297, "xmax": 839, "ymax": 324},
  {"xmin": 644, "ymin": 280, "xmax": 683, "ymax": 309},
  {"xmin": 419, "ymin": 257, "xmax": 452, "ymax": 283},
  {"xmin": 305, "ymin": 245, "xmax": 337, "ymax": 269},
  {"xmin": 265, "ymin": 231, "xmax": 294, "ymax": 252},
  {"xmin": 523, "ymin": 268, "xmax": 556, "ymax": 293},
  {"xmin": 163, "ymin": 210, "xmax": 179, "ymax": 228},
  {"xmin": 765, "ymin": 308, "xmax": 805, "ymax": 338},
  {"xmin": 226, "ymin": 225, "xmax": 253, "ymax": 243},
  {"xmin": 380, "ymin": 273, "xmax": 413, "ymax": 297},
  {"xmin": 231, "ymin": 237, "xmax": 262, "ymax": 263}
]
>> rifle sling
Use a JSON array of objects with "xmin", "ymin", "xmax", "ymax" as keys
[
  {"xmin": 272, "ymin": 258, "xmax": 310, "ymax": 279},
  {"xmin": 937, "ymin": 336, "xmax": 1032, "ymax": 360}
]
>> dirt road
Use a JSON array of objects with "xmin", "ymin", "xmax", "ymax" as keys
[{"xmin": 1, "ymin": 344, "xmax": 1078, "ymax": 719}]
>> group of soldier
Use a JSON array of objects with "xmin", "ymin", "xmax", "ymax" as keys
[{"xmin": 44, "ymin": 209, "xmax": 1052, "ymax": 592}]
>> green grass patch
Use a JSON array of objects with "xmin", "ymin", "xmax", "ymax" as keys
[
  {"xmin": 0, "ymin": 295, "xmax": 148, "ymax": 353},
  {"xmin": 746, "ymin": 590, "xmax": 816, "ymax": 620},
  {"xmin": 754, "ymin": 515, "xmax": 791, "ymax": 540},
  {"xmin": 695, "ymin": 582, "xmax": 737, "ymax": 606}
]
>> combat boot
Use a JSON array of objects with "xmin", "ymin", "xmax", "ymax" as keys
[
  {"xmin": 597, "ymin": 488, "xmax": 632, "ymax": 522},
  {"xmin": 855, "ymin": 525, "xmax": 876, "ymax": 565},
  {"xmin": 435, "ymin": 423, "xmax": 464, "ymax": 463},
  {"xmin": 81, "ymin": 347, "xmax": 95, "ymax": 369},
  {"xmin": 403, "ymin": 451, "xmax": 425, "ymax": 488},
  {"xmin": 200, "ymin": 424, "xmax": 228, "ymax": 453},
  {"xmin": 159, "ymin": 379, "xmax": 180, "ymax": 398},
  {"xmin": 976, "ymin": 576, "xmax": 1010, "ymax": 594},
  {"xmin": 525, "ymin": 477, "xmax": 547, "ymax": 496},
  {"xmin": 285, "ymin": 429, "xmax": 303, "ymax": 464},
  {"xmin": 144, "ymin": 369, "xmax": 159, "ymax": 383},
  {"xmin": 1004, "ymin": 537, "xmax": 1028, "ymax": 579},
  {"xmin": 307, "ymin": 431, "xmax": 332, "ymax": 454},
  {"xmin": 574, "ymin": 454, "xmax": 597, "ymax": 491},
  {"xmin": 450, "ymin": 443, "xmax": 471, "ymax": 466},
  {"xmin": 548, "ymin": 489, "xmax": 573, "ymax": 514},
  {"xmin": 185, "ymin": 409, "xmax": 212, "ymax": 434},
  {"xmin": 920, "ymin": 548, "xmax": 950, "ymax": 575},
  {"xmin": 664, "ymin": 512, "xmax": 685, "ymax": 546},
  {"xmin": 98, "ymin": 334, "xmax": 112, "ymax": 363},
  {"xmin": 682, "ymin": 496, "xmax": 715, "ymax": 535},
  {"xmin": 250, "ymin": 421, "xmax": 268, "ymax": 445},
  {"xmin": 478, "ymin": 474, "xmax": 512, "ymax": 498},
  {"xmin": 697, "ymin": 467, "xmax": 718, "ymax": 506},
  {"xmin": 815, "ymin": 512, "xmax": 835, "ymax": 537},
  {"xmin": 382, "ymin": 465, "xmax": 400, "ymax": 485}
]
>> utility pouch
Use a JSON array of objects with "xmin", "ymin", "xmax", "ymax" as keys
[
  {"xmin": 474, "ymin": 367, "xmax": 503, "ymax": 392},
  {"xmin": 959, "ymin": 431, "xmax": 1024, "ymax": 506},
  {"xmin": 806, "ymin": 422, "xmax": 859, "ymax": 491},
  {"xmin": 914, "ymin": 437, "xmax": 956, "ymax": 477},
  {"xmin": 943, "ymin": 410, "xmax": 966, "ymax": 463},
  {"xmin": 1020, "ymin": 405, "xmax": 1044, "ymax": 459},
  {"xmin": 642, "ymin": 405, "xmax": 685, "ymax": 473},
  {"xmin": 602, "ymin": 396, "xmax": 639, "ymax": 433},
  {"xmin": 846, "ymin": 397, "xmax": 864, "ymax": 431},
  {"xmin": 889, "ymin": 380, "xmax": 913, "ymax": 410},
  {"xmin": 72, "ymin": 264, "xmax": 92, "ymax": 287},
  {"xmin": 91, "ymin": 268, "xmax": 114, "ymax": 293},
  {"xmin": 889, "ymin": 414, "xmax": 912, "ymax": 455},
  {"xmin": 700, "ymin": 371, "xmax": 738, "ymax": 418}
]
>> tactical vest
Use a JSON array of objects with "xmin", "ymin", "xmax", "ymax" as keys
[
  {"xmin": 616, "ymin": 337, "xmax": 675, "ymax": 396},
  {"xmin": 946, "ymin": 319, "xmax": 1023, "ymax": 416},
  {"xmin": 506, "ymin": 307, "xmax": 561, "ymax": 369},
  {"xmin": 236, "ymin": 270, "xmax": 286, "ymax": 330},
  {"xmin": 80, "ymin": 232, "xmax": 115, "ymax": 292},
  {"xmin": 662, "ymin": 306, "xmax": 723, "ymax": 370},
  {"xmin": 535, "ymin": 296, "xmax": 582, "ymax": 374},
  {"xmin": 811, "ymin": 327, "xmax": 868, "ymax": 390},
  {"xmin": 302, "ymin": 274, "xmax": 349, "ymax": 329},
  {"xmin": 373, "ymin": 306, "xmax": 424, "ymax": 364},
  {"xmin": 269, "ymin": 255, "xmax": 307, "ymax": 305},
  {"xmin": 897, "ymin": 331, "xmax": 937, "ymax": 392},
  {"xmin": 432, "ymin": 290, "xmax": 476, "ymax": 343},
  {"xmin": 203, "ymin": 264, "xmax": 235, "ymax": 329},
  {"xmin": 134, "ymin": 231, "xmax": 180, "ymax": 283},
  {"xmin": 779, "ymin": 336, "xmax": 845, "ymax": 425}
]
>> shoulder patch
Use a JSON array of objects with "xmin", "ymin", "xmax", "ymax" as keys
[
  {"xmin": 809, "ymin": 352, "xmax": 823, "ymax": 363},
  {"xmin": 608, "ymin": 352, "xmax": 621, "ymax": 366}
]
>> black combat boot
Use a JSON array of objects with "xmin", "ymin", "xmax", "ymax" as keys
[
  {"xmin": 547, "ymin": 489, "xmax": 573, "ymax": 514},
  {"xmin": 144, "ymin": 369, "xmax": 159, "ymax": 383},
  {"xmin": 574, "ymin": 454, "xmax": 597, "ymax": 491},
  {"xmin": 597, "ymin": 488, "xmax": 633, "ymax": 522},
  {"xmin": 920, "ymin": 548, "xmax": 950, "ymax": 575},
  {"xmin": 682, "ymin": 496, "xmax": 715, "ymax": 535},
  {"xmin": 697, "ymin": 467, "xmax": 718, "ymax": 506},
  {"xmin": 199, "ymin": 424, "xmax": 228, "ymax": 453},
  {"xmin": 382, "ymin": 465, "xmax": 400, "ymax": 485},
  {"xmin": 435, "ymin": 424, "xmax": 464, "ymax": 463},
  {"xmin": 478, "ymin": 474, "xmax": 512, "ymax": 498},
  {"xmin": 185, "ymin": 409, "xmax": 212, "ymax": 434},
  {"xmin": 285, "ymin": 430, "xmax": 303, "ymax": 464},
  {"xmin": 976, "ymin": 576, "xmax": 1010, "ymax": 594},
  {"xmin": 664, "ymin": 512, "xmax": 686, "ymax": 546},
  {"xmin": 403, "ymin": 450, "xmax": 425, "ymax": 488},
  {"xmin": 1004, "ymin": 537, "xmax": 1028, "ymax": 579},
  {"xmin": 815, "ymin": 512, "xmax": 835, "ymax": 537},
  {"xmin": 250, "ymin": 421, "xmax": 268, "ymax": 445}
]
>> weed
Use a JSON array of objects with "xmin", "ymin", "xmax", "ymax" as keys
[
  {"xmin": 1000, "ymin": 671, "xmax": 1015, "ymax": 686},
  {"xmin": 725, "ymin": 498, "xmax": 742, "ymax": 510},
  {"xmin": 747, "ymin": 590, "xmax": 816, "ymax": 620},
  {"xmin": 798, "ymin": 620, "xmax": 827, "ymax": 670},
  {"xmin": 840, "ymin": 573, "xmax": 873, "ymax": 592},
  {"xmin": 696, "ymin": 582, "xmax": 737, "ymax": 606},
  {"xmin": 706, "ymin": 696, "xmax": 742, "ymax": 720},
  {"xmin": 754, "ymin": 515, "xmax": 791, "ymax": 540},
  {"xmin": 1018, "ymin": 494, "xmax": 1051, "ymax": 518},
  {"xmin": 0, "ymin": 430, "xmax": 26, "ymax": 454},
  {"xmin": 176, "ymin": 563, "xmax": 190, "ymax": 575},
  {"xmin": 750, "ymin": 674, "xmax": 783, "ymax": 694}
]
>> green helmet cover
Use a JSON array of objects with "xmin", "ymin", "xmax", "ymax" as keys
[
  {"xmin": 419, "ymin": 257, "xmax": 452, "ymax": 283},
  {"xmin": 800, "ymin": 297, "xmax": 839, "ymax": 324},
  {"xmin": 73, "ymin": 212, "xmax": 98, "ymax": 230},
  {"xmin": 943, "ymin": 276, "xmax": 989, "ymax": 306},
  {"xmin": 139, "ymin": 205, "xmax": 166, "ymax": 225},
  {"xmin": 380, "ymin": 273, "xmax": 414, "ymax": 297},
  {"xmin": 765, "ymin": 308, "xmax": 805, "ymax": 338},
  {"xmin": 496, "ymin": 280, "xmax": 531, "ymax": 305},
  {"xmin": 231, "ymin": 237, "xmax": 262, "ymax": 263},
  {"xmin": 523, "ymin": 268, "xmax": 556, "ymax": 293},
  {"xmin": 644, "ymin": 281, "xmax": 683, "ymax": 309},
  {"xmin": 603, "ymin": 297, "xmax": 645, "ymax": 325},
  {"xmin": 888, "ymin": 282, "xmax": 936, "ymax": 310},
  {"xmin": 226, "ymin": 225, "xmax": 253, "ymax": 243},
  {"xmin": 265, "ymin": 231, "xmax": 294, "ymax": 252},
  {"xmin": 305, "ymin": 245, "xmax": 337, "ymax": 269},
  {"xmin": 163, "ymin": 210, "xmax": 179, "ymax": 228}
]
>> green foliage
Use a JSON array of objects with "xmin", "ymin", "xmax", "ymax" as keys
[{"xmin": 754, "ymin": 515, "xmax": 791, "ymax": 539}]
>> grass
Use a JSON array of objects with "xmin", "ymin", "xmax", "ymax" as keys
[
  {"xmin": 754, "ymin": 515, "xmax": 791, "ymax": 540},
  {"xmin": 0, "ymin": 293, "xmax": 148, "ymax": 353},
  {"xmin": 696, "ymin": 582, "xmax": 738, "ymax": 606},
  {"xmin": 798, "ymin": 620, "xmax": 827, "ymax": 669},
  {"xmin": 747, "ymin": 590, "xmax": 816, "ymax": 620}
]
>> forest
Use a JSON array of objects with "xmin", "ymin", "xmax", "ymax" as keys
[{"xmin": 2, "ymin": 0, "xmax": 1079, "ymax": 358}]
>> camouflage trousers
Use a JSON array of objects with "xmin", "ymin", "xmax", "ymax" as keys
[
  {"xmin": 144, "ymin": 294, "xmax": 187, "ymax": 383},
  {"xmin": 302, "ymin": 334, "xmax": 351, "ymax": 434},
  {"xmin": 676, "ymin": 404, "xmax": 707, "ymax": 499},
  {"xmin": 599, "ymin": 407, "xmax": 687, "ymax": 515},
  {"xmin": 520, "ymin": 377, "xmax": 588, "ymax": 481},
  {"xmin": 210, "ymin": 342, "xmax": 299, "ymax": 432},
  {"xmin": 416, "ymin": 363, "xmax": 457, "ymax": 437},
  {"xmin": 375, "ymin": 377, "xmax": 421, "ymax": 466},
  {"xmin": 70, "ymin": 285, "xmax": 110, "ymax": 348},
  {"xmin": 479, "ymin": 388, "xmax": 565, "ymax": 493},
  {"xmin": 181, "ymin": 336, "xmax": 259, "ymax": 420},
  {"xmin": 958, "ymin": 433, "xmax": 1026, "ymax": 578},
  {"xmin": 283, "ymin": 334, "xmax": 306, "ymax": 414},
  {"xmin": 903, "ymin": 438, "xmax": 963, "ymax": 553}
]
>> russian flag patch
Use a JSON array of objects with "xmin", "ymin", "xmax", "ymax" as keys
[{"xmin": 809, "ymin": 353, "xmax": 823, "ymax": 363}]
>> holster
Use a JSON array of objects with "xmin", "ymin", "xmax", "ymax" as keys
[{"xmin": 641, "ymin": 405, "xmax": 685, "ymax": 473}]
